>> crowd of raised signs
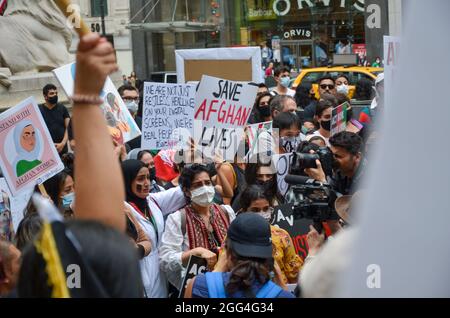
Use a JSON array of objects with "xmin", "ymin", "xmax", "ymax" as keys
[{"xmin": 0, "ymin": 33, "xmax": 384, "ymax": 299}]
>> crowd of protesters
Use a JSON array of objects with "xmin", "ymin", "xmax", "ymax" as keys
[{"xmin": 0, "ymin": 33, "xmax": 385, "ymax": 299}]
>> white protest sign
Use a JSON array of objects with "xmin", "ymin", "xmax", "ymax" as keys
[
  {"xmin": 384, "ymin": 36, "xmax": 401, "ymax": 110},
  {"xmin": 0, "ymin": 97, "xmax": 64, "ymax": 195},
  {"xmin": 273, "ymin": 153, "xmax": 294, "ymax": 196},
  {"xmin": 194, "ymin": 75, "xmax": 257, "ymax": 161},
  {"xmin": 141, "ymin": 83, "xmax": 195, "ymax": 150},
  {"xmin": 53, "ymin": 63, "xmax": 141, "ymax": 145}
]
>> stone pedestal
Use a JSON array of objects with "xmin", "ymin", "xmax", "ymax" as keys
[{"xmin": 0, "ymin": 71, "xmax": 123, "ymax": 111}]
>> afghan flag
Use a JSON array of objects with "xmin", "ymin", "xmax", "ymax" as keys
[{"xmin": 0, "ymin": 0, "xmax": 7, "ymax": 16}]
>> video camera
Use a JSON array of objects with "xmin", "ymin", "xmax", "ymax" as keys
[
  {"xmin": 290, "ymin": 142, "xmax": 335, "ymax": 177},
  {"xmin": 284, "ymin": 175, "xmax": 339, "ymax": 233}
]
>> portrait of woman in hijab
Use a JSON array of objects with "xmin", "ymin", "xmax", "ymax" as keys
[{"xmin": 13, "ymin": 121, "xmax": 42, "ymax": 178}]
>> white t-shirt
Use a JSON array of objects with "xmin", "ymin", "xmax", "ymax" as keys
[{"xmin": 270, "ymin": 87, "xmax": 296, "ymax": 97}]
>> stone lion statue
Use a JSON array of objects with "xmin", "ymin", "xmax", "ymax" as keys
[{"xmin": 0, "ymin": 0, "xmax": 72, "ymax": 87}]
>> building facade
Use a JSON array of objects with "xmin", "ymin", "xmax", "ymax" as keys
[
  {"xmin": 130, "ymin": 0, "xmax": 403, "ymax": 80},
  {"xmin": 70, "ymin": 0, "xmax": 134, "ymax": 76}
]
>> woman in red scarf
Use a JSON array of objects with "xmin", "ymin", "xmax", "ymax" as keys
[{"xmin": 159, "ymin": 164, "xmax": 236, "ymax": 293}]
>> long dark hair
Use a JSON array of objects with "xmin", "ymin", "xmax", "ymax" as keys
[
  {"xmin": 225, "ymin": 238, "xmax": 274, "ymax": 297},
  {"xmin": 295, "ymin": 83, "xmax": 313, "ymax": 109},
  {"xmin": 239, "ymin": 185, "xmax": 270, "ymax": 212},
  {"xmin": 42, "ymin": 170, "xmax": 72, "ymax": 208},
  {"xmin": 250, "ymin": 92, "xmax": 272, "ymax": 124},
  {"xmin": 245, "ymin": 159, "xmax": 283, "ymax": 205}
]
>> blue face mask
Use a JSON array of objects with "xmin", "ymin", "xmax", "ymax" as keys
[
  {"xmin": 280, "ymin": 77, "xmax": 291, "ymax": 88},
  {"xmin": 62, "ymin": 192, "xmax": 75, "ymax": 209}
]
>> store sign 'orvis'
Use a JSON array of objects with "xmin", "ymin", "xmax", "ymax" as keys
[
  {"xmin": 273, "ymin": 0, "xmax": 366, "ymax": 16},
  {"xmin": 283, "ymin": 28, "xmax": 312, "ymax": 39}
]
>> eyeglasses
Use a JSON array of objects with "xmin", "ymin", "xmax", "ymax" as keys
[
  {"xmin": 320, "ymin": 84, "xmax": 335, "ymax": 90},
  {"xmin": 123, "ymin": 97, "xmax": 139, "ymax": 103}
]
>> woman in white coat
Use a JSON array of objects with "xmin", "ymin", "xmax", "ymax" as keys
[{"xmin": 122, "ymin": 160, "xmax": 186, "ymax": 298}]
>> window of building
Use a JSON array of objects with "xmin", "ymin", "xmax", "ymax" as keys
[{"xmin": 91, "ymin": 0, "xmax": 108, "ymax": 18}]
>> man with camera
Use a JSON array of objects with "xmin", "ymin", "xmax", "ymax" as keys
[{"xmin": 303, "ymin": 131, "xmax": 365, "ymax": 196}]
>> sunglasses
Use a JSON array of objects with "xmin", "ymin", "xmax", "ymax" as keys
[{"xmin": 320, "ymin": 84, "xmax": 335, "ymax": 90}]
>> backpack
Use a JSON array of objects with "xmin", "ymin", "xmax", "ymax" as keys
[{"xmin": 205, "ymin": 272, "xmax": 283, "ymax": 298}]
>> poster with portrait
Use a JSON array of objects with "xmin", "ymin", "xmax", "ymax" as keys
[
  {"xmin": 0, "ymin": 97, "xmax": 65, "ymax": 195},
  {"xmin": 53, "ymin": 63, "xmax": 141, "ymax": 145}
]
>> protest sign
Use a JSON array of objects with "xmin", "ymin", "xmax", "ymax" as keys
[
  {"xmin": 331, "ymin": 102, "xmax": 349, "ymax": 136},
  {"xmin": 246, "ymin": 121, "xmax": 273, "ymax": 157},
  {"xmin": 0, "ymin": 178, "xmax": 33, "ymax": 236},
  {"xmin": 0, "ymin": 97, "xmax": 64, "ymax": 195},
  {"xmin": 178, "ymin": 255, "xmax": 208, "ymax": 298},
  {"xmin": 0, "ymin": 178, "xmax": 14, "ymax": 241},
  {"xmin": 141, "ymin": 83, "xmax": 195, "ymax": 150},
  {"xmin": 273, "ymin": 153, "xmax": 294, "ymax": 196},
  {"xmin": 53, "ymin": 63, "xmax": 141, "ymax": 145},
  {"xmin": 384, "ymin": 36, "xmax": 401, "ymax": 110},
  {"xmin": 175, "ymin": 47, "xmax": 263, "ymax": 84},
  {"xmin": 194, "ymin": 75, "xmax": 257, "ymax": 161}
]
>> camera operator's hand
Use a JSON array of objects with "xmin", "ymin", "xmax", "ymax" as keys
[
  {"xmin": 304, "ymin": 159, "xmax": 327, "ymax": 183},
  {"xmin": 306, "ymin": 225, "xmax": 325, "ymax": 256}
]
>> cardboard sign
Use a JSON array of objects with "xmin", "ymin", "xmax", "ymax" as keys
[
  {"xmin": 194, "ymin": 75, "xmax": 258, "ymax": 161},
  {"xmin": 0, "ymin": 97, "xmax": 64, "ymax": 195},
  {"xmin": 141, "ymin": 83, "xmax": 195, "ymax": 150},
  {"xmin": 175, "ymin": 47, "xmax": 263, "ymax": 84},
  {"xmin": 53, "ymin": 63, "xmax": 141, "ymax": 145},
  {"xmin": 178, "ymin": 255, "xmax": 208, "ymax": 298},
  {"xmin": 331, "ymin": 102, "xmax": 349, "ymax": 136},
  {"xmin": 384, "ymin": 36, "xmax": 401, "ymax": 110}
]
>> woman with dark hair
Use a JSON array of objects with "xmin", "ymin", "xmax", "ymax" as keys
[
  {"xmin": 239, "ymin": 185, "xmax": 302, "ymax": 285},
  {"xmin": 184, "ymin": 212, "xmax": 294, "ymax": 298},
  {"xmin": 248, "ymin": 92, "xmax": 272, "ymax": 124},
  {"xmin": 159, "ymin": 164, "xmax": 236, "ymax": 293},
  {"xmin": 294, "ymin": 83, "xmax": 315, "ymax": 110},
  {"xmin": 42, "ymin": 169, "xmax": 75, "ymax": 218},
  {"xmin": 15, "ymin": 212, "xmax": 42, "ymax": 252},
  {"xmin": 232, "ymin": 157, "xmax": 283, "ymax": 212},
  {"xmin": 122, "ymin": 159, "xmax": 186, "ymax": 298}
]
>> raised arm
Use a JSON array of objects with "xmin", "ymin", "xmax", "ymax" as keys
[{"xmin": 72, "ymin": 33, "xmax": 125, "ymax": 232}]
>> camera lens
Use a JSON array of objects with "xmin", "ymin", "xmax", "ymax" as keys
[{"xmin": 296, "ymin": 153, "xmax": 319, "ymax": 169}]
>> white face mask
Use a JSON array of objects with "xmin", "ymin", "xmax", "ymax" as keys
[
  {"xmin": 337, "ymin": 84, "xmax": 349, "ymax": 95},
  {"xmin": 256, "ymin": 211, "xmax": 273, "ymax": 223},
  {"xmin": 126, "ymin": 101, "xmax": 138, "ymax": 114},
  {"xmin": 191, "ymin": 185, "xmax": 215, "ymax": 207}
]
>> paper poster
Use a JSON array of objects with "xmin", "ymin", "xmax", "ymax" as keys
[
  {"xmin": 178, "ymin": 255, "xmax": 208, "ymax": 298},
  {"xmin": 53, "ymin": 63, "xmax": 141, "ymax": 145},
  {"xmin": 273, "ymin": 153, "xmax": 294, "ymax": 196},
  {"xmin": 194, "ymin": 75, "xmax": 257, "ymax": 161},
  {"xmin": 0, "ymin": 97, "xmax": 64, "ymax": 195},
  {"xmin": 141, "ymin": 82, "xmax": 195, "ymax": 150},
  {"xmin": 0, "ymin": 178, "xmax": 14, "ymax": 241},
  {"xmin": 331, "ymin": 102, "xmax": 349, "ymax": 136}
]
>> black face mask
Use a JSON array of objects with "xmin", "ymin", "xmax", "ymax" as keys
[
  {"xmin": 320, "ymin": 120, "xmax": 331, "ymax": 131},
  {"xmin": 258, "ymin": 106, "xmax": 271, "ymax": 118},
  {"xmin": 149, "ymin": 167, "xmax": 156, "ymax": 181},
  {"xmin": 48, "ymin": 95, "xmax": 58, "ymax": 105},
  {"xmin": 256, "ymin": 178, "xmax": 275, "ymax": 196}
]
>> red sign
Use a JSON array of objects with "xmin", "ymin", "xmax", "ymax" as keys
[{"xmin": 353, "ymin": 44, "xmax": 367, "ymax": 56}]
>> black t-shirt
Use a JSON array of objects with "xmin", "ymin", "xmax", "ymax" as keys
[{"xmin": 39, "ymin": 103, "xmax": 70, "ymax": 143}]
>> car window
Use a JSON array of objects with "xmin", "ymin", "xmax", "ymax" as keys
[
  {"xmin": 302, "ymin": 72, "xmax": 323, "ymax": 84},
  {"xmin": 151, "ymin": 74, "xmax": 164, "ymax": 82},
  {"xmin": 354, "ymin": 72, "xmax": 375, "ymax": 85},
  {"xmin": 166, "ymin": 74, "xmax": 177, "ymax": 83}
]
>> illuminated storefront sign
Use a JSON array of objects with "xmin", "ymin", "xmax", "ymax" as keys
[{"xmin": 272, "ymin": 0, "xmax": 366, "ymax": 16}]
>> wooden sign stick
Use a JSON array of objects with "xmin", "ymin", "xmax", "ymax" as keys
[{"xmin": 54, "ymin": 0, "xmax": 91, "ymax": 37}]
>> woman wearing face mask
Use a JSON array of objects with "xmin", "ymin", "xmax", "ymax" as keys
[
  {"xmin": 248, "ymin": 92, "xmax": 273, "ymax": 124},
  {"xmin": 307, "ymin": 100, "xmax": 334, "ymax": 147},
  {"xmin": 273, "ymin": 112, "xmax": 302, "ymax": 154},
  {"xmin": 122, "ymin": 159, "xmax": 187, "ymax": 298},
  {"xmin": 43, "ymin": 169, "xmax": 75, "ymax": 218},
  {"xmin": 232, "ymin": 157, "xmax": 283, "ymax": 213},
  {"xmin": 159, "ymin": 164, "xmax": 236, "ymax": 293},
  {"xmin": 335, "ymin": 74, "xmax": 350, "ymax": 97},
  {"xmin": 239, "ymin": 185, "xmax": 303, "ymax": 285}
]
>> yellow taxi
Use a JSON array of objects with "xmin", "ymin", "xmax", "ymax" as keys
[{"xmin": 292, "ymin": 66, "xmax": 383, "ymax": 99}]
